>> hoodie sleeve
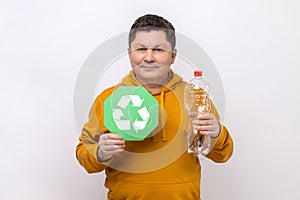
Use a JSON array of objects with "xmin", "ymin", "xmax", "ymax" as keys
[
  {"xmin": 75, "ymin": 89, "xmax": 113, "ymax": 173},
  {"xmin": 206, "ymin": 102, "xmax": 234, "ymax": 163}
]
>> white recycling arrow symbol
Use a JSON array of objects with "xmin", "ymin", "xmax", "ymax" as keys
[
  {"xmin": 113, "ymin": 109, "xmax": 130, "ymax": 130},
  {"xmin": 113, "ymin": 95, "xmax": 149, "ymax": 132}
]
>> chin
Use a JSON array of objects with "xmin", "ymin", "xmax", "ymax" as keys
[
  {"xmin": 134, "ymin": 67, "xmax": 170, "ymax": 84},
  {"xmin": 142, "ymin": 75, "xmax": 167, "ymax": 85}
]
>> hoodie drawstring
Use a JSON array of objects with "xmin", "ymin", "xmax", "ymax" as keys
[{"xmin": 160, "ymin": 90, "xmax": 167, "ymax": 142}]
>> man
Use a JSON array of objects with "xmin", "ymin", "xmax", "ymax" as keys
[{"xmin": 76, "ymin": 14, "xmax": 233, "ymax": 200}]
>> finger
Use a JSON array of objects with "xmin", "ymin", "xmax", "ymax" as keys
[
  {"xmin": 104, "ymin": 137, "xmax": 125, "ymax": 144},
  {"xmin": 197, "ymin": 130, "xmax": 217, "ymax": 135},
  {"xmin": 192, "ymin": 119, "xmax": 215, "ymax": 126},
  {"xmin": 193, "ymin": 125, "xmax": 215, "ymax": 131},
  {"xmin": 105, "ymin": 133, "xmax": 123, "ymax": 140},
  {"xmin": 101, "ymin": 139, "xmax": 125, "ymax": 146},
  {"xmin": 112, "ymin": 148, "xmax": 125, "ymax": 153},
  {"xmin": 99, "ymin": 140, "xmax": 125, "ymax": 147},
  {"xmin": 111, "ymin": 140, "xmax": 126, "ymax": 145},
  {"xmin": 196, "ymin": 113, "xmax": 214, "ymax": 119},
  {"xmin": 100, "ymin": 138, "xmax": 125, "ymax": 146},
  {"xmin": 102, "ymin": 144, "xmax": 125, "ymax": 151}
]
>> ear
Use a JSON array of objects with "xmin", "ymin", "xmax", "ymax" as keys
[
  {"xmin": 127, "ymin": 48, "xmax": 131, "ymax": 56},
  {"xmin": 171, "ymin": 49, "xmax": 177, "ymax": 64},
  {"xmin": 128, "ymin": 48, "xmax": 135, "ymax": 68}
]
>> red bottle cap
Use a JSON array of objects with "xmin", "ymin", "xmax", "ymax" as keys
[{"xmin": 194, "ymin": 70, "xmax": 202, "ymax": 76}]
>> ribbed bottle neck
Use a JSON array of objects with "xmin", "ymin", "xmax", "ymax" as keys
[{"xmin": 194, "ymin": 76, "xmax": 202, "ymax": 79}]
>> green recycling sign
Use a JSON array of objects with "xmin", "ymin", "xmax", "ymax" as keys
[{"xmin": 104, "ymin": 86, "xmax": 158, "ymax": 141}]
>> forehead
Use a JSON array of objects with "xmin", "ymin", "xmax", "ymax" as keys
[{"xmin": 131, "ymin": 30, "xmax": 171, "ymax": 47}]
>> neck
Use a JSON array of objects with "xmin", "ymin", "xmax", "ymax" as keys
[
  {"xmin": 138, "ymin": 72, "xmax": 171, "ymax": 93},
  {"xmin": 143, "ymin": 83, "xmax": 164, "ymax": 93}
]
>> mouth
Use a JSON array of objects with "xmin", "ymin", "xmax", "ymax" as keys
[{"xmin": 139, "ymin": 64, "xmax": 159, "ymax": 69}]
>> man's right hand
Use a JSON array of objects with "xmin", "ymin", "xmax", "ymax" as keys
[{"xmin": 97, "ymin": 133, "xmax": 125, "ymax": 162}]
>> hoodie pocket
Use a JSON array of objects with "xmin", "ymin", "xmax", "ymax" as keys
[{"xmin": 108, "ymin": 179, "xmax": 200, "ymax": 200}]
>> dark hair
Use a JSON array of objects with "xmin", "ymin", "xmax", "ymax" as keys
[{"xmin": 129, "ymin": 14, "xmax": 176, "ymax": 50}]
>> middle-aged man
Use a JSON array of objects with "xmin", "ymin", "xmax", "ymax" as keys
[{"xmin": 76, "ymin": 14, "xmax": 234, "ymax": 200}]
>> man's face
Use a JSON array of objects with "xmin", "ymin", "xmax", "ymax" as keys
[{"xmin": 128, "ymin": 30, "xmax": 177, "ymax": 86}]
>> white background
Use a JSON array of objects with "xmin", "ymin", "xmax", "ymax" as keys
[{"xmin": 1, "ymin": 0, "xmax": 299, "ymax": 199}]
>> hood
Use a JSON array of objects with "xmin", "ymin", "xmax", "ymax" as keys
[
  {"xmin": 118, "ymin": 69, "xmax": 183, "ymax": 142},
  {"xmin": 119, "ymin": 70, "xmax": 182, "ymax": 95}
]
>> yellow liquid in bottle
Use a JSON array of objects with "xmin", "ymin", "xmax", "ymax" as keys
[
  {"xmin": 193, "ymin": 86, "xmax": 211, "ymax": 113},
  {"xmin": 188, "ymin": 86, "xmax": 211, "ymax": 155}
]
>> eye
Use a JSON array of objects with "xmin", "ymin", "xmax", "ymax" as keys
[
  {"xmin": 136, "ymin": 48, "xmax": 147, "ymax": 51},
  {"xmin": 152, "ymin": 48, "xmax": 164, "ymax": 52}
]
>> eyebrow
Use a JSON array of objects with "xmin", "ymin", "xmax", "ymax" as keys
[{"xmin": 132, "ymin": 43, "xmax": 169, "ymax": 48}]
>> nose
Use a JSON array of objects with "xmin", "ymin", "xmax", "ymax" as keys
[{"xmin": 144, "ymin": 49, "xmax": 155, "ymax": 63}]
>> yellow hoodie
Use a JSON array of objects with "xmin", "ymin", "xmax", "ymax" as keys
[{"xmin": 76, "ymin": 70, "xmax": 233, "ymax": 200}]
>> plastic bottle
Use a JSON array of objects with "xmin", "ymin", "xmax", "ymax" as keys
[{"xmin": 184, "ymin": 70, "xmax": 212, "ymax": 156}]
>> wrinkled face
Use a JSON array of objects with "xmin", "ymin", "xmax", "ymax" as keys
[{"xmin": 128, "ymin": 30, "xmax": 177, "ymax": 86}]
